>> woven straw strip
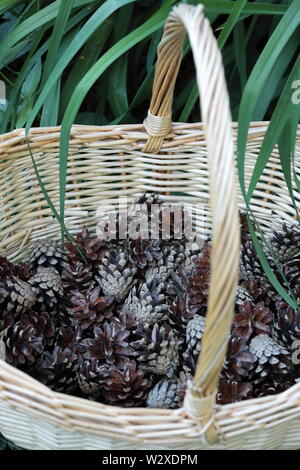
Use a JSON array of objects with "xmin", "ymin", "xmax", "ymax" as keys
[{"xmin": 142, "ymin": 4, "xmax": 240, "ymax": 443}]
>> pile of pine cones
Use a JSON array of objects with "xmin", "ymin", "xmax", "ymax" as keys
[{"xmin": 0, "ymin": 194, "xmax": 300, "ymax": 409}]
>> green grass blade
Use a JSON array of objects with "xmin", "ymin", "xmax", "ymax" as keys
[
  {"xmin": 58, "ymin": 0, "xmax": 176, "ymax": 238},
  {"xmin": 180, "ymin": 1, "xmax": 246, "ymax": 121},
  {"xmin": 25, "ymin": 0, "xmax": 137, "ymax": 134},
  {"xmin": 107, "ymin": 3, "xmax": 135, "ymax": 117},
  {"xmin": 233, "ymin": 20, "xmax": 247, "ymax": 90},
  {"xmin": 0, "ymin": 0, "xmax": 22, "ymax": 15},
  {"xmin": 237, "ymin": 0, "xmax": 300, "ymax": 200},
  {"xmin": 253, "ymin": 31, "xmax": 299, "ymax": 120},
  {"xmin": 42, "ymin": 0, "xmax": 75, "ymax": 82},
  {"xmin": 246, "ymin": 54, "xmax": 300, "ymax": 201},
  {"xmin": 60, "ymin": 19, "xmax": 113, "ymax": 117},
  {"xmin": 278, "ymin": 112, "xmax": 300, "ymax": 224},
  {"xmin": 40, "ymin": 79, "xmax": 61, "ymax": 127},
  {"xmin": 247, "ymin": 217, "xmax": 299, "ymax": 310},
  {"xmin": 189, "ymin": 0, "xmax": 288, "ymax": 15},
  {"xmin": 0, "ymin": 0, "xmax": 96, "ymax": 67}
]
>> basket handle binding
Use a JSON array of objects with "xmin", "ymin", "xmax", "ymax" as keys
[{"xmin": 143, "ymin": 4, "xmax": 240, "ymax": 443}]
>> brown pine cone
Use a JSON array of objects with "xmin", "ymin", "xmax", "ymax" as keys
[
  {"xmin": 3, "ymin": 311, "xmax": 54, "ymax": 369},
  {"xmin": 185, "ymin": 314, "xmax": 206, "ymax": 358},
  {"xmin": 78, "ymin": 319, "xmax": 133, "ymax": 366},
  {"xmin": 132, "ymin": 323, "xmax": 182, "ymax": 377},
  {"xmin": 269, "ymin": 223, "xmax": 300, "ymax": 262},
  {"xmin": 185, "ymin": 242, "xmax": 211, "ymax": 314},
  {"xmin": 126, "ymin": 237, "xmax": 162, "ymax": 270},
  {"xmin": 217, "ymin": 380, "xmax": 253, "ymax": 405},
  {"xmin": 32, "ymin": 345, "xmax": 79, "ymax": 394},
  {"xmin": 29, "ymin": 267, "xmax": 63, "ymax": 311},
  {"xmin": 0, "ymin": 277, "xmax": 36, "ymax": 329},
  {"xmin": 168, "ymin": 294, "xmax": 195, "ymax": 336},
  {"xmin": 232, "ymin": 301, "xmax": 273, "ymax": 340},
  {"xmin": 96, "ymin": 249, "xmax": 137, "ymax": 301},
  {"xmin": 67, "ymin": 285, "xmax": 113, "ymax": 331},
  {"xmin": 61, "ymin": 262, "xmax": 93, "ymax": 292},
  {"xmin": 65, "ymin": 226, "xmax": 108, "ymax": 268},
  {"xmin": 273, "ymin": 300, "xmax": 300, "ymax": 351},
  {"xmin": 240, "ymin": 278, "xmax": 272, "ymax": 305},
  {"xmin": 99, "ymin": 360, "xmax": 152, "ymax": 407},
  {"xmin": 235, "ymin": 285, "xmax": 254, "ymax": 306},
  {"xmin": 222, "ymin": 336, "xmax": 255, "ymax": 382},
  {"xmin": 146, "ymin": 372, "xmax": 190, "ymax": 409},
  {"xmin": 124, "ymin": 279, "xmax": 168, "ymax": 326},
  {"xmin": 239, "ymin": 212, "xmax": 254, "ymax": 243},
  {"xmin": 29, "ymin": 239, "xmax": 68, "ymax": 273},
  {"xmin": 0, "ymin": 257, "xmax": 31, "ymax": 282},
  {"xmin": 145, "ymin": 244, "xmax": 188, "ymax": 285},
  {"xmin": 281, "ymin": 257, "xmax": 300, "ymax": 305},
  {"xmin": 250, "ymin": 334, "xmax": 293, "ymax": 385},
  {"xmin": 77, "ymin": 358, "xmax": 103, "ymax": 397}
]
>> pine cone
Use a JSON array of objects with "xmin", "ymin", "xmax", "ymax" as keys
[
  {"xmin": 132, "ymin": 323, "xmax": 182, "ymax": 377},
  {"xmin": 239, "ymin": 212, "xmax": 254, "ymax": 243},
  {"xmin": 3, "ymin": 311, "xmax": 54, "ymax": 369},
  {"xmin": 281, "ymin": 257, "xmax": 300, "ymax": 305},
  {"xmin": 240, "ymin": 240, "xmax": 265, "ymax": 282},
  {"xmin": 185, "ymin": 315, "xmax": 206, "ymax": 357},
  {"xmin": 146, "ymin": 372, "xmax": 190, "ymax": 409},
  {"xmin": 0, "ymin": 277, "xmax": 36, "ymax": 329},
  {"xmin": 61, "ymin": 262, "xmax": 93, "ymax": 292},
  {"xmin": 241, "ymin": 278, "xmax": 272, "ymax": 305},
  {"xmin": 168, "ymin": 294, "xmax": 194, "ymax": 336},
  {"xmin": 77, "ymin": 358, "xmax": 103, "ymax": 397},
  {"xmin": 0, "ymin": 257, "xmax": 31, "ymax": 282},
  {"xmin": 78, "ymin": 320, "xmax": 133, "ymax": 366},
  {"xmin": 99, "ymin": 360, "xmax": 152, "ymax": 407},
  {"xmin": 269, "ymin": 223, "xmax": 300, "ymax": 262},
  {"xmin": 126, "ymin": 237, "xmax": 162, "ymax": 270},
  {"xmin": 67, "ymin": 285, "xmax": 113, "ymax": 331},
  {"xmin": 217, "ymin": 380, "xmax": 253, "ymax": 405},
  {"xmin": 232, "ymin": 301, "xmax": 273, "ymax": 340},
  {"xmin": 96, "ymin": 249, "xmax": 137, "ymax": 301},
  {"xmin": 124, "ymin": 279, "xmax": 168, "ymax": 326},
  {"xmin": 32, "ymin": 345, "xmax": 79, "ymax": 394},
  {"xmin": 235, "ymin": 286, "xmax": 254, "ymax": 306},
  {"xmin": 273, "ymin": 301, "xmax": 300, "ymax": 351},
  {"xmin": 29, "ymin": 239, "xmax": 68, "ymax": 273},
  {"xmin": 185, "ymin": 242, "xmax": 211, "ymax": 314},
  {"xmin": 222, "ymin": 336, "xmax": 255, "ymax": 382},
  {"xmin": 250, "ymin": 334, "xmax": 293, "ymax": 384},
  {"xmin": 29, "ymin": 267, "xmax": 63, "ymax": 311},
  {"xmin": 145, "ymin": 244, "xmax": 188, "ymax": 285},
  {"xmin": 65, "ymin": 226, "xmax": 108, "ymax": 268}
]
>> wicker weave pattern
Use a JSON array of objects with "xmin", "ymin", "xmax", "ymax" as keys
[{"xmin": 0, "ymin": 4, "xmax": 300, "ymax": 450}]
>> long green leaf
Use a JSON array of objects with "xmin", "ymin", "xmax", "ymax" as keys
[
  {"xmin": 246, "ymin": 56, "xmax": 300, "ymax": 200},
  {"xmin": 237, "ymin": 0, "xmax": 300, "ymax": 200},
  {"xmin": 58, "ymin": 0, "xmax": 176, "ymax": 239},
  {"xmin": 42, "ymin": 0, "xmax": 75, "ymax": 81},
  {"xmin": 25, "ymin": 0, "xmax": 137, "ymax": 134},
  {"xmin": 180, "ymin": 0, "xmax": 247, "ymax": 121},
  {"xmin": 0, "ymin": 4, "xmax": 93, "ymax": 132},
  {"xmin": 0, "ymin": 0, "xmax": 22, "ymax": 16},
  {"xmin": 0, "ymin": 0, "xmax": 95, "ymax": 67}
]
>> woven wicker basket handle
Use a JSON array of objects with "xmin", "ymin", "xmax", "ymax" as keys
[{"xmin": 143, "ymin": 4, "xmax": 240, "ymax": 442}]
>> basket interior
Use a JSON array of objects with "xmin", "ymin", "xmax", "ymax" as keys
[{"xmin": 0, "ymin": 123, "xmax": 299, "ymax": 260}]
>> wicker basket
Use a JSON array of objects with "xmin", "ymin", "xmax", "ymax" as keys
[{"xmin": 0, "ymin": 4, "xmax": 300, "ymax": 450}]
